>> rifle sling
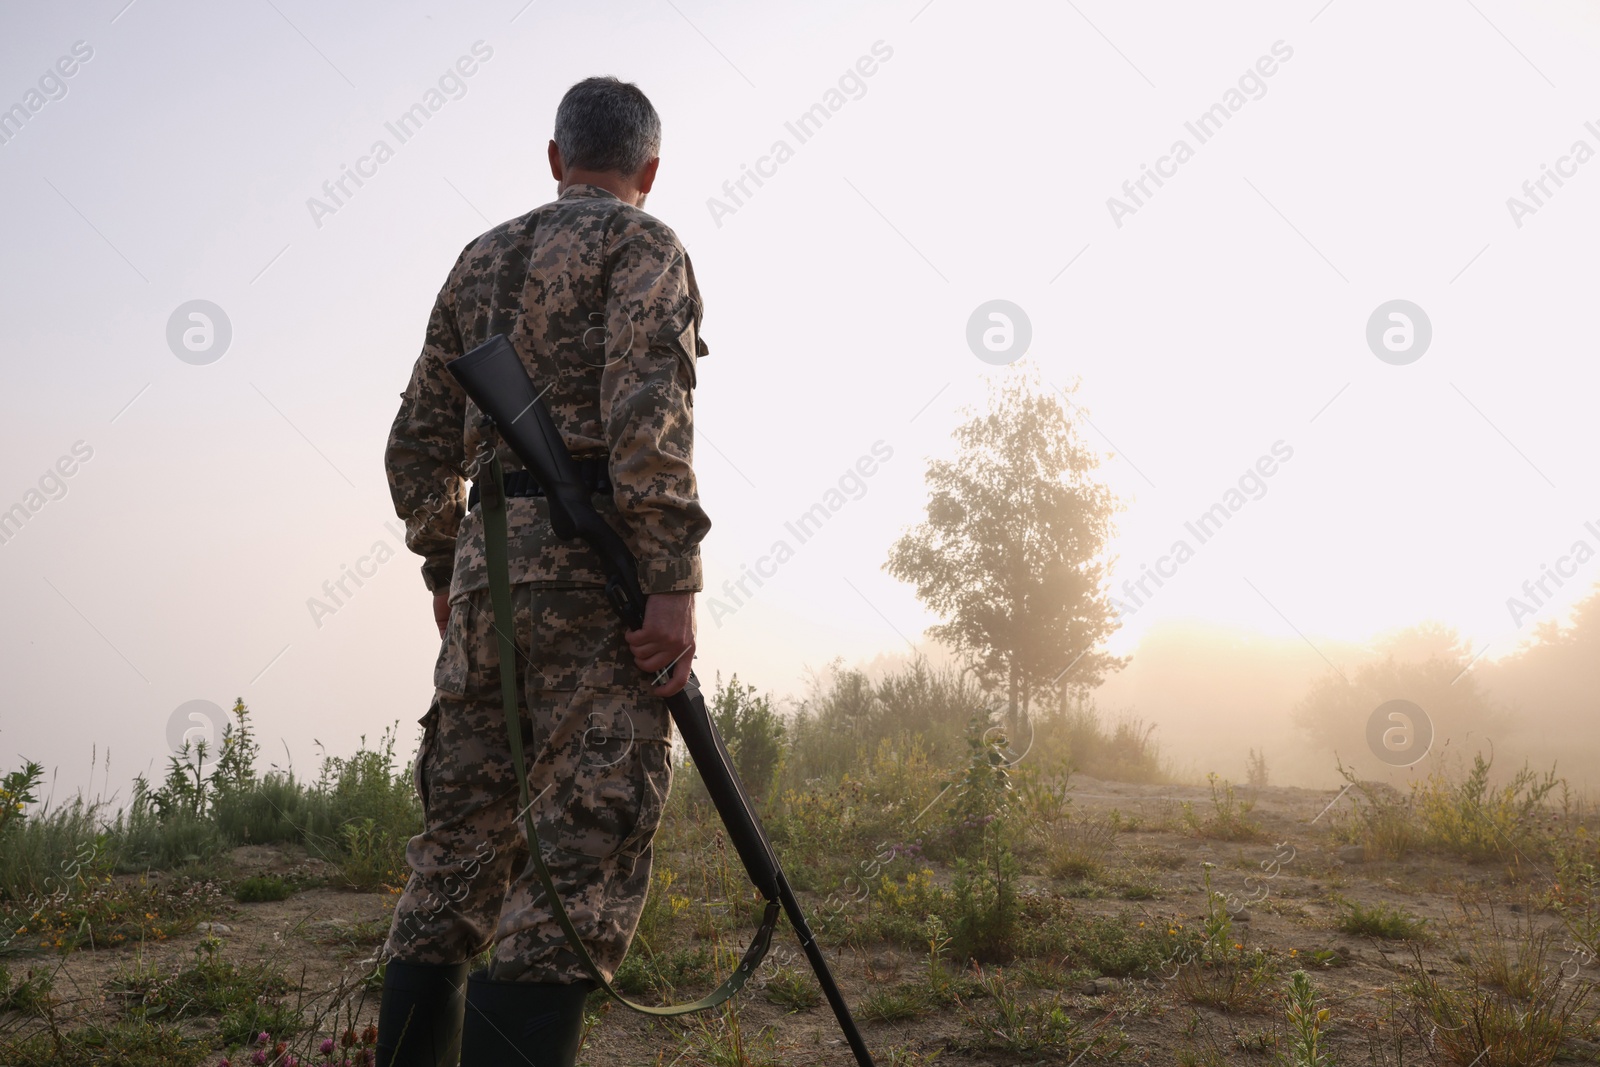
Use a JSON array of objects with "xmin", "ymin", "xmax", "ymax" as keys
[{"xmin": 480, "ymin": 455, "xmax": 779, "ymax": 1015}]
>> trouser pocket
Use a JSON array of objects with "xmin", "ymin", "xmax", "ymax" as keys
[
  {"xmin": 542, "ymin": 705, "xmax": 672, "ymax": 877},
  {"xmin": 414, "ymin": 700, "xmax": 441, "ymax": 816}
]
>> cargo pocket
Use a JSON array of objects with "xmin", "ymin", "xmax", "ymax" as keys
[
  {"xmin": 664, "ymin": 319, "xmax": 699, "ymax": 390},
  {"xmin": 413, "ymin": 700, "xmax": 440, "ymax": 816},
  {"xmin": 431, "ymin": 597, "xmax": 469, "ymax": 698},
  {"xmin": 545, "ymin": 725, "xmax": 671, "ymax": 876}
]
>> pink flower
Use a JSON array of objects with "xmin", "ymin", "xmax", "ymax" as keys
[
  {"xmin": 321, "ymin": 1038, "xmax": 336, "ymax": 1055},
  {"xmin": 257, "ymin": 1033, "xmax": 272, "ymax": 1046},
  {"xmin": 251, "ymin": 1053, "xmax": 267, "ymax": 1066}
]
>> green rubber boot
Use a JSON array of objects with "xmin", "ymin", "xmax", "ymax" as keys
[
  {"xmin": 375, "ymin": 959, "xmax": 469, "ymax": 1067},
  {"xmin": 459, "ymin": 970, "xmax": 592, "ymax": 1067}
]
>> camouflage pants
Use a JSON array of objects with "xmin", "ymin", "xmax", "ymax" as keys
[{"xmin": 384, "ymin": 583, "xmax": 673, "ymax": 983}]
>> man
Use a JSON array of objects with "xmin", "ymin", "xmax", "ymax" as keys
[{"xmin": 378, "ymin": 76, "xmax": 708, "ymax": 1067}]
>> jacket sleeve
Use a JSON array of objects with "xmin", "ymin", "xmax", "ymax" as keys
[
  {"xmin": 600, "ymin": 219, "xmax": 710, "ymax": 595},
  {"xmin": 386, "ymin": 261, "xmax": 469, "ymax": 594}
]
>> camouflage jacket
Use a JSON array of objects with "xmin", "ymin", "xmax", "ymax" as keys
[{"xmin": 385, "ymin": 184, "xmax": 709, "ymax": 600}]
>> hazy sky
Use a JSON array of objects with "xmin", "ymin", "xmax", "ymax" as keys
[{"xmin": 3, "ymin": 0, "xmax": 1597, "ymax": 799}]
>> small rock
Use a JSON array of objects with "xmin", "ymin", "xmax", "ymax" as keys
[
  {"xmin": 1229, "ymin": 909, "xmax": 1252, "ymax": 923},
  {"xmin": 1082, "ymin": 977, "xmax": 1119, "ymax": 996},
  {"xmin": 1337, "ymin": 845, "xmax": 1367, "ymax": 864},
  {"xmin": 195, "ymin": 922, "xmax": 232, "ymax": 936}
]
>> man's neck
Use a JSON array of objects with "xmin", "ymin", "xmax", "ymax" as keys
[{"xmin": 558, "ymin": 169, "xmax": 640, "ymax": 205}]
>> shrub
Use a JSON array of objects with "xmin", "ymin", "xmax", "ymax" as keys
[
  {"xmin": 1028, "ymin": 697, "xmax": 1167, "ymax": 785},
  {"xmin": 708, "ymin": 674, "xmax": 786, "ymax": 801},
  {"xmin": 948, "ymin": 853, "xmax": 1018, "ymax": 963},
  {"xmin": 0, "ymin": 762, "xmax": 44, "ymax": 840},
  {"xmin": 1182, "ymin": 774, "xmax": 1265, "ymax": 842},
  {"xmin": 1404, "ymin": 921, "xmax": 1589, "ymax": 1067},
  {"xmin": 1246, "ymin": 748, "xmax": 1269, "ymax": 790},
  {"xmin": 1333, "ymin": 752, "xmax": 1560, "ymax": 865},
  {"xmin": 1412, "ymin": 753, "xmax": 1557, "ymax": 864},
  {"xmin": 784, "ymin": 658, "xmax": 985, "ymax": 785}
]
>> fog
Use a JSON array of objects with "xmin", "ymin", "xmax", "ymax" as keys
[{"xmin": 3, "ymin": 0, "xmax": 1598, "ymax": 807}]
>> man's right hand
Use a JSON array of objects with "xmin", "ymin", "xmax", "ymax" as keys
[
  {"xmin": 625, "ymin": 591, "xmax": 696, "ymax": 696},
  {"xmin": 433, "ymin": 593, "xmax": 450, "ymax": 637}
]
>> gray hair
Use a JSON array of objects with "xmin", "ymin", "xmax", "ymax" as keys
[{"xmin": 553, "ymin": 76, "xmax": 661, "ymax": 176}]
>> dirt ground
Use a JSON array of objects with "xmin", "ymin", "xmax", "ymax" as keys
[{"xmin": 13, "ymin": 776, "xmax": 1595, "ymax": 1066}]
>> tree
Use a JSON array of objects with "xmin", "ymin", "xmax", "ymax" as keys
[
  {"xmin": 885, "ymin": 370, "xmax": 1126, "ymax": 733},
  {"xmin": 1292, "ymin": 626, "xmax": 1503, "ymax": 769},
  {"xmin": 1478, "ymin": 580, "xmax": 1600, "ymax": 761}
]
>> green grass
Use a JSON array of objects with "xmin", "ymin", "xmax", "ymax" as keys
[
  {"xmin": 961, "ymin": 971, "xmax": 1130, "ymax": 1058},
  {"xmin": 1336, "ymin": 899, "xmax": 1429, "ymax": 941},
  {"xmin": 613, "ymin": 944, "xmax": 722, "ymax": 999},
  {"xmin": 0, "ymin": 962, "xmax": 54, "ymax": 1015},
  {"xmin": 109, "ymin": 941, "xmax": 294, "ymax": 1021},
  {"xmin": 861, "ymin": 984, "xmax": 928, "ymax": 1023},
  {"xmin": 668, "ymin": 1008, "xmax": 786, "ymax": 1067},
  {"xmin": 761, "ymin": 965, "xmax": 820, "ymax": 1012},
  {"xmin": 218, "ymin": 1000, "xmax": 306, "ymax": 1048},
  {"xmin": 0, "ymin": 1020, "xmax": 211, "ymax": 1067},
  {"xmin": 2, "ymin": 872, "xmax": 227, "ymax": 954},
  {"xmin": 1172, "ymin": 944, "xmax": 1278, "ymax": 1013},
  {"xmin": 1019, "ymin": 906, "xmax": 1184, "ymax": 978},
  {"xmin": 102, "ymin": 938, "xmax": 311, "ymax": 1056},
  {"xmin": 233, "ymin": 873, "xmax": 296, "ymax": 903}
]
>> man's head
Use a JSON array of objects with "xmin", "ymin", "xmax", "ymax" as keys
[{"xmin": 549, "ymin": 76, "xmax": 661, "ymax": 206}]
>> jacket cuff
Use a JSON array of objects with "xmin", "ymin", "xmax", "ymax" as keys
[
  {"xmin": 638, "ymin": 552, "xmax": 702, "ymax": 595},
  {"xmin": 422, "ymin": 556, "xmax": 455, "ymax": 595}
]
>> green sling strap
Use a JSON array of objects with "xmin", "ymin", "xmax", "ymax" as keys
[{"xmin": 479, "ymin": 454, "xmax": 780, "ymax": 1015}]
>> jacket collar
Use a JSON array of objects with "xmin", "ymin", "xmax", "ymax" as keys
[{"xmin": 559, "ymin": 183, "xmax": 622, "ymax": 202}]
